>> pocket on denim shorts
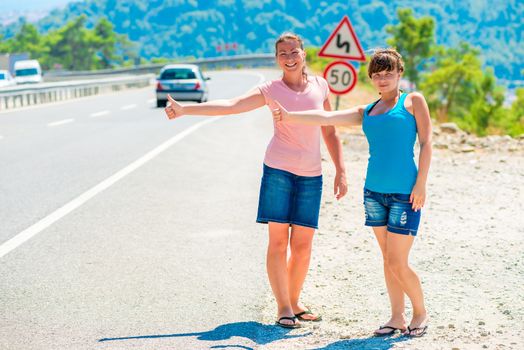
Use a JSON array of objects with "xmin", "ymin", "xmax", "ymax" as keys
[
  {"xmin": 363, "ymin": 188, "xmax": 372, "ymax": 204},
  {"xmin": 391, "ymin": 194, "xmax": 411, "ymax": 204}
]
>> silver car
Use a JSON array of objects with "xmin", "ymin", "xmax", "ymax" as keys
[{"xmin": 156, "ymin": 64, "xmax": 209, "ymax": 107}]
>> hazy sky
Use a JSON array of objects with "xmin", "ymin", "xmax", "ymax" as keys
[{"xmin": 1, "ymin": 0, "xmax": 71, "ymax": 12}]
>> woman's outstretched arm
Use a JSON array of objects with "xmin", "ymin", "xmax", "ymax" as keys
[
  {"xmin": 272, "ymin": 100, "xmax": 365, "ymax": 127},
  {"xmin": 165, "ymin": 87, "xmax": 266, "ymax": 119}
]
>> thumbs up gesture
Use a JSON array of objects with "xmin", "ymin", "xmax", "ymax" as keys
[
  {"xmin": 271, "ymin": 100, "xmax": 289, "ymax": 122},
  {"xmin": 165, "ymin": 94, "xmax": 184, "ymax": 120}
]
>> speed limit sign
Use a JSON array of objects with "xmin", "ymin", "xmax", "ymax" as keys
[{"xmin": 323, "ymin": 61, "xmax": 357, "ymax": 95}]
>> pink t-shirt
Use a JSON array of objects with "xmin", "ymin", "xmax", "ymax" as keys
[{"xmin": 258, "ymin": 75, "xmax": 329, "ymax": 176}]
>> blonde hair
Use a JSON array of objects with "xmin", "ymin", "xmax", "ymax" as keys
[
  {"xmin": 275, "ymin": 32, "xmax": 307, "ymax": 80},
  {"xmin": 368, "ymin": 48, "xmax": 404, "ymax": 78}
]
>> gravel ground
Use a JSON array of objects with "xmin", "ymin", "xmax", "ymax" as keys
[{"xmin": 255, "ymin": 130, "xmax": 524, "ymax": 350}]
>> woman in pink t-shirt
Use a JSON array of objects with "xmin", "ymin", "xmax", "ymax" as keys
[{"xmin": 165, "ymin": 33, "xmax": 347, "ymax": 328}]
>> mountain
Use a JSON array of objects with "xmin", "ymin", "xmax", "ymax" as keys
[
  {"xmin": 0, "ymin": 0, "xmax": 69, "ymax": 12},
  {"xmin": 0, "ymin": 0, "xmax": 69, "ymax": 25},
  {"xmin": 1, "ymin": 0, "xmax": 522, "ymax": 82}
]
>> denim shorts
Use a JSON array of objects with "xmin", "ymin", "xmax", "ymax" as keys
[
  {"xmin": 363, "ymin": 188, "xmax": 421, "ymax": 236},
  {"xmin": 257, "ymin": 164, "xmax": 323, "ymax": 229}
]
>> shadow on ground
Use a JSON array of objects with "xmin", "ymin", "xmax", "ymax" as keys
[
  {"xmin": 98, "ymin": 321, "xmax": 311, "ymax": 349},
  {"xmin": 311, "ymin": 334, "xmax": 409, "ymax": 350}
]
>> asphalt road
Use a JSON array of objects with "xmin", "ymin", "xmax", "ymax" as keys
[{"xmin": 0, "ymin": 69, "xmax": 290, "ymax": 349}]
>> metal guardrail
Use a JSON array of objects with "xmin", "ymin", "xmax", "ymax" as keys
[
  {"xmin": 0, "ymin": 54, "xmax": 275, "ymax": 110},
  {"xmin": 44, "ymin": 54, "xmax": 276, "ymax": 81},
  {"xmin": 0, "ymin": 74, "xmax": 153, "ymax": 110}
]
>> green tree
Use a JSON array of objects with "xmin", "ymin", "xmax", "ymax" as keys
[
  {"xmin": 0, "ymin": 15, "xmax": 137, "ymax": 71},
  {"xmin": 93, "ymin": 18, "xmax": 117, "ymax": 68},
  {"xmin": 46, "ymin": 16, "xmax": 98, "ymax": 70},
  {"xmin": 3, "ymin": 23, "xmax": 47, "ymax": 58},
  {"xmin": 420, "ymin": 43, "xmax": 483, "ymax": 122},
  {"xmin": 114, "ymin": 33, "xmax": 137, "ymax": 66},
  {"xmin": 506, "ymin": 88, "xmax": 524, "ymax": 136},
  {"xmin": 511, "ymin": 89, "xmax": 524, "ymax": 124},
  {"xmin": 92, "ymin": 17, "xmax": 136, "ymax": 68},
  {"xmin": 466, "ymin": 68, "xmax": 505, "ymax": 135},
  {"xmin": 420, "ymin": 43, "xmax": 516, "ymax": 136},
  {"xmin": 386, "ymin": 8, "xmax": 435, "ymax": 87},
  {"xmin": 0, "ymin": 34, "xmax": 8, "ymax": 52}
]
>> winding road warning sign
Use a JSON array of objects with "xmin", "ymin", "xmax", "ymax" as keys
[{"xmin": 319, "ymin": 16, "xmax": 365, "ymax": 61}]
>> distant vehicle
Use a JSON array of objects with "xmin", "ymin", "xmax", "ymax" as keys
[
  {"xmin": 14, "ymin": 60, "xmax": 43, "ymax": 84},
  {"xmin": 0, "ymin": 53, "xmax": 30, "ymax": 76},
  {"xmin": 0, "ymin": 69, "xmax": 15, "ymax": 87},
  {"xmin": 156, "ymin": 64, "xmax": 209, "ymax": 107}
]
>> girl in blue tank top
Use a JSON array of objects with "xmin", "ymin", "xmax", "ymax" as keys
[{"xmin": 272, "ymin": 48, "xmax": 432, "ymax": 338}]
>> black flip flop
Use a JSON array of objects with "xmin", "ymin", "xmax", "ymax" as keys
[
  {"xmin": 405, "ymin": 325, "xmax": 428, "ymax": 337},
  {"xmin": 374, "ymin": 325, "xmax": 406, "ymax": 337},
  {"xmin": 275, "ymin": 316, "xmax": 301, "ymax": 329},
  {"xmin": 295, "ymin": 308, "xmax": 322, "ymax": 322}
]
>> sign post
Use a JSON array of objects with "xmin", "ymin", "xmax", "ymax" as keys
[{"xmin": 318, "ymin": 16, "xmax": 365, "ymax": 110}]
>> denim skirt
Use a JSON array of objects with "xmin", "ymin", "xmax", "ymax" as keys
[{"xmin": 256, "ymin": 164, "xmax": 323, "ymax": 229}]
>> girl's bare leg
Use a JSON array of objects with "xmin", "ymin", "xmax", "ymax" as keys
[
  {"xmin": 386, "ymin": 232, "xmax": 428, "ymax": 335},
  {"xmin": 373, "ymin": 226, "xmax": 407, "ymax": 334}
]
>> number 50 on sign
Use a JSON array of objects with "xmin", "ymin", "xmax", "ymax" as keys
[{"xmin": 323, "ymin": 61, "xmax": 357, "ymax": 95}]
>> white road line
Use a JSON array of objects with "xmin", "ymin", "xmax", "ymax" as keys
[
  {"xmin": 147, "ymin": 98, "xmax": 155, "ymax": 103},
  {"xmin": 0, "ymin": 71, "xmax": 266, "ymax": 259},
  {"xmin": 0, "ymin": 135, "xmax": 3, "ymax": 140},
  {"xmin": 90, "ymin": 110, "xmax": 110, "ymax": 118},
  {"xmin": 120, "ymin": 104, "xmax": 137, "ymax": 110},
  {"xmin": 0, "ymin": 117, "xmax": 222, "ymax": 258},
  {"xmin": 47, "ymin": 118, "xmax": 74, "ymax": 127}
]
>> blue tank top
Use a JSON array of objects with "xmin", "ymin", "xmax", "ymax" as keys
[{"xmin": 362, "ymin": 93, "xmax": 418, "ymax": 194}]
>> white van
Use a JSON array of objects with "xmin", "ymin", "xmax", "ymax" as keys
[
  {"xmin": 14, "ymin": 60, "xmax": 43, "ymax": 84},
  {"xmin": 0, "ymin": 69, "xmax": 14, "ymax": 87}
]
